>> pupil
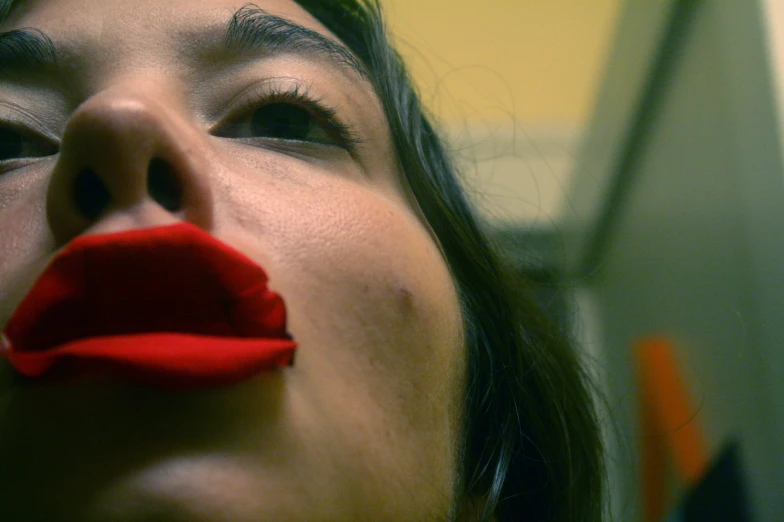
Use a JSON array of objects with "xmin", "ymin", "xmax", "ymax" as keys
[
  {"xmin": 0, "ymin": 129, "xmax": 23, "ymax": 161},
  {"xmin": 252, "ymin": 104, "xmax": 311, "ymax": 140}
]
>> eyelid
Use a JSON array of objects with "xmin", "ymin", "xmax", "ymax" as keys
[
  {"xmin": 0, "ymin": 101, "xmax": 60, "ymax": 143},
  {"xmin": 210, "ymin": 77, "xmax": 305, "ymax": 125}
]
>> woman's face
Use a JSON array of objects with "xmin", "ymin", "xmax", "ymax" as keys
[{"xmin": 0, "ymin": 0, "xmax": 465, "ymax": 519}]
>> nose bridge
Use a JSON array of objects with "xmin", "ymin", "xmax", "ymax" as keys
[{"xmin": 46, "ymin": 84, "xmax": 214, "ymax": 244}]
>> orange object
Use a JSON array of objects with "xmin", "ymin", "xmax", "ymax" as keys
[{"xmin": 635, "ymin": 336, "xmax": 708, "ymax": 522}]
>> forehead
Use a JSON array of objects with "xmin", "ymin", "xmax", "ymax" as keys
[
  {"xmin": 2, "ymin": 0, "xmax": 329, "ymax": 36},
  {"xmin": 0, "ymin": 0, "xmax": 354, "ymax": 76}
]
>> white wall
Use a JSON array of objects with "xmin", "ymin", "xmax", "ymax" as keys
[{"xmin": 566, "ymin": 0, "xmax": 784, "ymax": 520}]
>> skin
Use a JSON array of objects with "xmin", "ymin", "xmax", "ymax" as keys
[{"xmin": 0, "ymin": 0, "xmax": 467, "ymax": 520}]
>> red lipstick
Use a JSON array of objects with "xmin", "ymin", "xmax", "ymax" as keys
[{"xmin": 0, "ymin": 223, "xmax": 296, "ymax": 388}]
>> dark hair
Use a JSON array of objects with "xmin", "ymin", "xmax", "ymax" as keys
[{"xmin": 293, "ymin": 1, "xmax": 605, "ymax": 520}]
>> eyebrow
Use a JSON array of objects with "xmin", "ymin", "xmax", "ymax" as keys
[
  {"xmin": 0, "ymin": 27, "xmax": 58, "ymax": 70},
  {"xmin": 225, "ymin": 5, "xmax": 369, "ymax": 82},
  {"xmin": 0, "ymin": 3, "xmax": 369, "ymax": 82},
  {"xmin": 0, "ymin": 0, "xmax": 56, "ymax": 70}
]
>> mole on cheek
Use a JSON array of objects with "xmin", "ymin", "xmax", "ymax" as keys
[{"xmin": 396, "ymin": 286, "xmax": 415, "ymax": 315}]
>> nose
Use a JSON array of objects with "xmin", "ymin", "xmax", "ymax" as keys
[{"xmin": 46, "ymin": 86, "xmax": 214, "ymax": 244}]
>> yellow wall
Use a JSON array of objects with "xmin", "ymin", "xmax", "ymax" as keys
[{"xmin": 382, "ymin": 0, "xmax": 621, "ymax": 126}]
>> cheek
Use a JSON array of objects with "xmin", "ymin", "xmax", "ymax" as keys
[
  {"xmin": 284, "ymin": 198, "xmax": 465, "ymax": 507},
  {"xmin": 0, "ymin": 168, "xmax": 56, "ymax": 328},
  {"xmin": 215, "ymin": 158, "xmax": 465, "ymax": 495},
  {"xmin": 285, "ymin": 201, "xmax": 462, "ymax": 411},
  {"xmin": 217, "ymin": 160, "xmax": 463, "ymax": 398}
]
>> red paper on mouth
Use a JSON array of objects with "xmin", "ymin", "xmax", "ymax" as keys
[{"xmin": 0, "ymin": 223, "xmax": 297, "ymax": 388}]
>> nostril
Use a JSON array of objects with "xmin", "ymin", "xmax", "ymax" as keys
[
  {"xmin": 147, "ymin": 158, "xmax": 182, "ymax": 212},
  {"xmin": 73, "ymin": 168, "xmax": 111, "ymax": 220}
]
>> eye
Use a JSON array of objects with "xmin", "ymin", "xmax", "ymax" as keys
[
  {"xmin": 215, "ymin": 85, "xmax": 362, "ymax": 154},
  {"xmin": 0, "ymin": 124, "xmax": 58, "ymax": 164},
  {"xmin": 249, "ymin": 102, "xmax": 333, "ymax": 144}
]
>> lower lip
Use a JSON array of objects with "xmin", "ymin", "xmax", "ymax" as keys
[{"xmin": 7, "ymin": 334, "xmax": 296, "ymax": 389}]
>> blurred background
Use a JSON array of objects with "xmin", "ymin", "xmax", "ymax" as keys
[{"xmin": 382, "ymin": 0, "xmax": 784, "ymax": 521}]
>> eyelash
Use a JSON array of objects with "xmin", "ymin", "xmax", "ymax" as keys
[{"xmin": 219, "ymin": 84, "xmax": 363, "ymax": 153}]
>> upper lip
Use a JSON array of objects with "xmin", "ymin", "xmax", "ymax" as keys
[{"xmin": 3, "ymin": 222, "xmax": 292, "ymax": 353}]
